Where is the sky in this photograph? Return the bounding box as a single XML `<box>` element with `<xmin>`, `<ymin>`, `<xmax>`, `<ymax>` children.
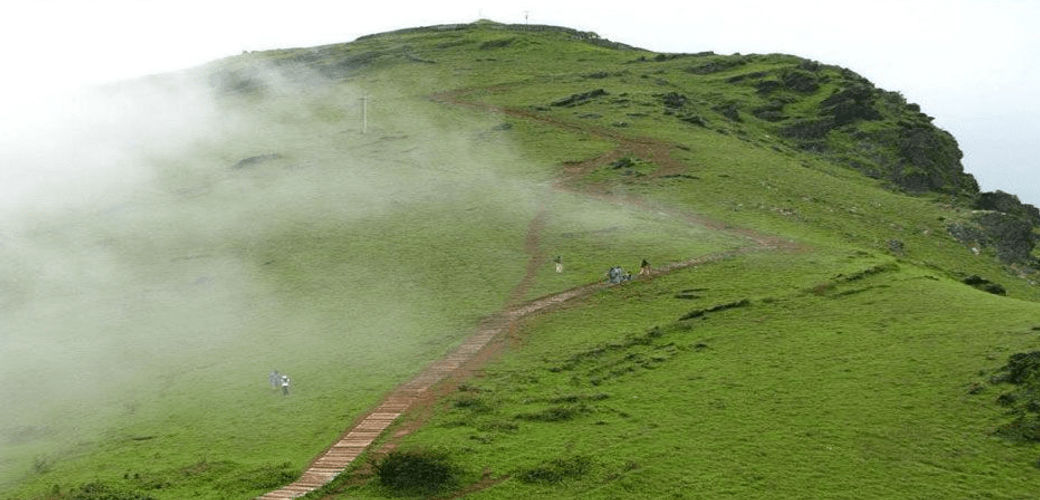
<box><xmin>2</xmin><ymin>0</ymin><xmax>1037</xmax><ymax>205</ymax></box>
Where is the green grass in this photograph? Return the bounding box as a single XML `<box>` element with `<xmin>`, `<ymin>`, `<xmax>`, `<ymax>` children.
<box><xmin>332</xmin><ymin>251</ymin><xmax>1040</xmax><ymax>498</ymax></box>
<box><xmin>3</xmin><ymin>20</ymin><xmax>1039</xmax><ymax>499</ymax></box>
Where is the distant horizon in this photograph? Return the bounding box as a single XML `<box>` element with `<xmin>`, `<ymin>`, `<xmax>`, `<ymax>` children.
<box><xmin>2</xmin><ymin>1</ymin><xmax>1037</xmax><ymax>206</ymax></box>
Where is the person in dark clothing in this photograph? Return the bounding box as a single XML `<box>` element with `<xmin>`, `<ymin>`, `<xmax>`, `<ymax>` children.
<box><xmin>640</xmin><ymin>259</ymin><xmax>651</xmax><ymax>276</ymax></box>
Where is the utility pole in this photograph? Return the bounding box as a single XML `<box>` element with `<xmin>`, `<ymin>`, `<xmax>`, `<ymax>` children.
<box><xmin>524</xmin><ymin>10</ymin><xmax>529</xmax><ymax>28</ymax></box>
<box><xmin>360</xmin><ymin>95</ymin><xmax>368</xmax><ymax>135</ymax></box>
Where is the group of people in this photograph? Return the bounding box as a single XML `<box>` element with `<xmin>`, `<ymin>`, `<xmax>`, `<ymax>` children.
<box><xmin>268</xmin><ymin>370</ymin><xmax>291</xmax><ymax>396</ymax></box>
<box><xmin>607</xmin><ymin>266</ymin><xmax>632</xmax><ymax>284</ymax></box>
<box><xmin>554</xmin><ymin>256</ymin><xmax>652</xmax><ymax>282</ymax></box>
<box><xmin>606</xmin><ymin>259</ymin><xmax>653</xmax><ymax>283</ymax></box>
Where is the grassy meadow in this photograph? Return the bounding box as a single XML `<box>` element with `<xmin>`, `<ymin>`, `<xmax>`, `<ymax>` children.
<box><xmin>2</xmin><ymin>20</ymin><xmax>1039</xmax><ymax>499</ymax></box>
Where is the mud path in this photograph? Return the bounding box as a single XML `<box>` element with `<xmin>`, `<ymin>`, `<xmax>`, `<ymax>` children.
<box><xmin>431</xmin><ymin>87</ymin><xmax>689</xmax><ymax>180</ymax></box>
<box><xmin>431</xmin><ymin>86</ymin><xmax>800</xmax><ymax>251</ymax></box>
<box><xmin>507</xmin><ymin>208</ymin><xmax>549</xmax><ymax>306</ymax></box>
<box><xmin>260</xmin><ymin>85</ymin><xmax>796</xmax><ymax>499</ymax></box>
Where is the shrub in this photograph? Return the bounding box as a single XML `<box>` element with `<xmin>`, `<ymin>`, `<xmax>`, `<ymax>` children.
<box><xmin>990</xmin><ymin>351</ymin><xmax>1040</xmax><ymax>447</ymax></box>
<box><xmin>66</xmin><ymin>481</ymin><xmax>155</xmax><ymax>500</ymax></box>
<box><xmin>374</xmin><ymin>449</ymin><xmax>461</xmax><ymax>496</ymax></box>
<box><xmin>993</xmin><ymin>351</ymin><xmax>1040</xmax><ymax>385</ymax></box>
<box><xmin>515</xmin><ymin>404</ymin><xmax>590</xmax><ymax>422</ymax></box>
<box><xmin>516</xmin><ymin>456</ymin><xmax>593</xmax><ymax>484</ymax></box>
<box><xmin>962</xmin><ymin>275</ymin><xmax>1007</xmax><ymax>296</ymax></box>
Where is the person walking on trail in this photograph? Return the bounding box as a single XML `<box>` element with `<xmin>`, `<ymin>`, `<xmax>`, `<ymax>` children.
<box><xmin>640</xmin><ymin>259</ymin><xmax>651</xmax><ymax>276</ymax></box>
<box><xmin>269</xmin><ymin>370</ymin><xmax>280</xmax><ymax>390</ymax></box>
<box><xmin>281</xmin><ymin>375</ymin><xmax>291</xmax><ymax>396</ymax></box>
<box><xmin>554</xmin><ymin>255</ymin><xmax>563</xmax><ymax>273</ymax></box>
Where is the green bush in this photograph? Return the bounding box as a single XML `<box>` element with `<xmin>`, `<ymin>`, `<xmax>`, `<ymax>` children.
<box><xmin>374</xmin><ymin>449</ymin><xmax>461</xmax><ymax>495</ymax></box>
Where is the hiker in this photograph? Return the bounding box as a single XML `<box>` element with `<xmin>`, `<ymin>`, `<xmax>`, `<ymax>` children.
<box><xmin>269</xmin><ymin>370</ymin><xmax>280</xmax><ymax>390</ymax></box>
<box><xmin>554</xmin><ymin>255</ymin><xmax>563</xmax><ymax>273</ymax></box>
<box><xmin>640</xmin><ymin>259</ymin><xmax>651</xmax><ymax>276</ymax></box>
<box><xmin>281</xmin><ymin>375</ymin><xmax>291</xmax><ymax>396</ymax></box>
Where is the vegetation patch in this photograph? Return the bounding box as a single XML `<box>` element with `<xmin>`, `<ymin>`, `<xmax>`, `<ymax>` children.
<box><xmin>989</xmin><ymin>352</ymin><xmax>1040</xmax><ymax>443</ymax></box>
<box><xmin>479</xmin><ymin>37</ymin><xmax>515</xmax><ymax>49</ymax></box>
<box><xmin>50</xmin><ymin>481</ymin><xmax>155</xmax><ymax>500</ymax></box>
<box><xmin>231</xmin><ymin>153</ymin><xmax>282</xmax><ymax>169</ymax></box>
<box><xmin>515</xmin><ymin>456</ymin><xmax>593</xmax><ymax>484</ymax></box>
<box><xmin>374</xmin><ymin>448</ymin><xmax>461</xmax><ymax>496</ymax></box>
<box><xmin>684</xmin><ymin>58</ymin><xmax>748</xmax><ymax>75</ymax></box>
<box><xmin>452</xmin><ymin>394</ymin><xmax>493</xmax><ymax>413</ymax></box>
<box><xmin>515</xmin><ymin>404</ymin><xmax>591</xmax><ymax>422</ymax></box>
<box><xmin>551</xmin><ymin>89</ymin><xmax>608</xmax><ymax>107</ymax></box>
<box><xmin>215</xmin><ymin>462</ymin><xmax>298</xmax><ymax>491</ymax></box>
<box><xmin>679</xmin><ymin>299</ymin><xmax>751</xmax><ymax>321</ymax></box>
<box><xmin>962</xmin><ymin>275</ymin><xmax>1007</xmax><ymax>296</ymax></box>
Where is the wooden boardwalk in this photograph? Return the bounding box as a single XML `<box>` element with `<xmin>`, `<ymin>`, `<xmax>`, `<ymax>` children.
<box><xmin>256</xmin><ymin>246</ymin><xmax>762</xmax><ymax>499</ymax></box>
<box><xmin>257</xmin><ymin>281</ymin><xmax>608</xmax><ymax>499</ymax></box>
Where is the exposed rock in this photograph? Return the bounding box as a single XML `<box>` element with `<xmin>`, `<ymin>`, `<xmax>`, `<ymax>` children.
<box><xmin>887</xmin><ymin>239</ymin><xmax>905</xmax><ymax>255</ymax></box>
<box><xmin>976</xmin><ymin>191</ymin><xmax>1040</xmax><ymax>226</ymax></box>
<box><xmin>976</xmin><ymin>212</ymin><xmax>1037</xmax><ymax>263</ymax></box>
<box><xmin>678</xmin><ymin>113</ymin><xmax>707</xmax><ymax>127</ymax></box>
<box><xmin>820</xmin><ymin>83</ymin><xmax>881</xmax><ymax>125</ymax></box>
<box><xmin>684</xmin><ymin>58</ymin><xmax>747</xmax><ymax>74</ymax></box>
<box><xmin>660</xmin><ymin>92</ymin><xmax>688</xmax><ymax>108</ymax></box>
<box><xmin>551</xmin><ymin>89</ymin><xmax>608</xmax><ymax>107</ymax></box>
<box><xmin>779</xmin><ymin>69</ymin><xmax>820</xmax><ymax>93</ymax></box>
<box><xmin>712</xmin><ymin>102</ymin><xmax>742</xmax><ymax>122</ymax></box>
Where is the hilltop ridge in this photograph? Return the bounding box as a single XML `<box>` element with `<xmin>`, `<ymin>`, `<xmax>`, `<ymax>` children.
<box><xmin>211</xmin><ymin>20</ymin><xmax>1037</xmax><ymax>266</ymax></box>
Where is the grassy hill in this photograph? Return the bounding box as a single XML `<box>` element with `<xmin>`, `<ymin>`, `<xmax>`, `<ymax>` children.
<box><xmin>2</xmin><ymin>20</ymin><xmax>1039</xmax><ymax>499</ymax></box>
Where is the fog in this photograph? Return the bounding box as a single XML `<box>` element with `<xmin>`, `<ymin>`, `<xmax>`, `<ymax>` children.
<box><xmin>6</xmin><ymin>1</ymin><xmax>1035</xmax><ymax>205</ymax></box>
<box><xmin>0</xmin><ymin>57</ymin><xmax>554</xmax><ymax>492</ymax></box>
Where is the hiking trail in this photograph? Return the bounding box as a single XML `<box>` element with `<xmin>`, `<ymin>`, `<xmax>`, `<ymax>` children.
<box><xmin>258</xmin><ymin>85</ymin><xmax>796</xmax><ymax>499</ymax></box>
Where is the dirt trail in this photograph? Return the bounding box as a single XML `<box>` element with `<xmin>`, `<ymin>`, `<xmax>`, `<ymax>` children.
<box><xmin>431</xmin><ymin>87</ymin><xmax>799</xmax><ymax>251</ymax></box>
<box><xmin>259</xmin><ymin>85</ymin><xmax>796</xmax><ymax>499</ymax></box>
<box><xmin>431</xmin><ymin>87</ymin><xmax>690</xmax><ymax>179</ymax></box>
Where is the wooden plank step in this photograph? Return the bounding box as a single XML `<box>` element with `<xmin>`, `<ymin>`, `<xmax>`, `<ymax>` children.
<box><xmin>336</xmin><ymin>439</ymin><xmax>373</xmax><ymax>447</ymax></box>
<box><xmin>345</xmin><ymin>430</ymin><xmax>381</xmax><ymax>438</ymax></box>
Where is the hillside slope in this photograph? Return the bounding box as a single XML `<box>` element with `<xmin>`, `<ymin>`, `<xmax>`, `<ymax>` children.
<box><xmin>3</xmin><ymin>21</ymin><xmax>1039</xmax><ymax>499</ymax></box>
